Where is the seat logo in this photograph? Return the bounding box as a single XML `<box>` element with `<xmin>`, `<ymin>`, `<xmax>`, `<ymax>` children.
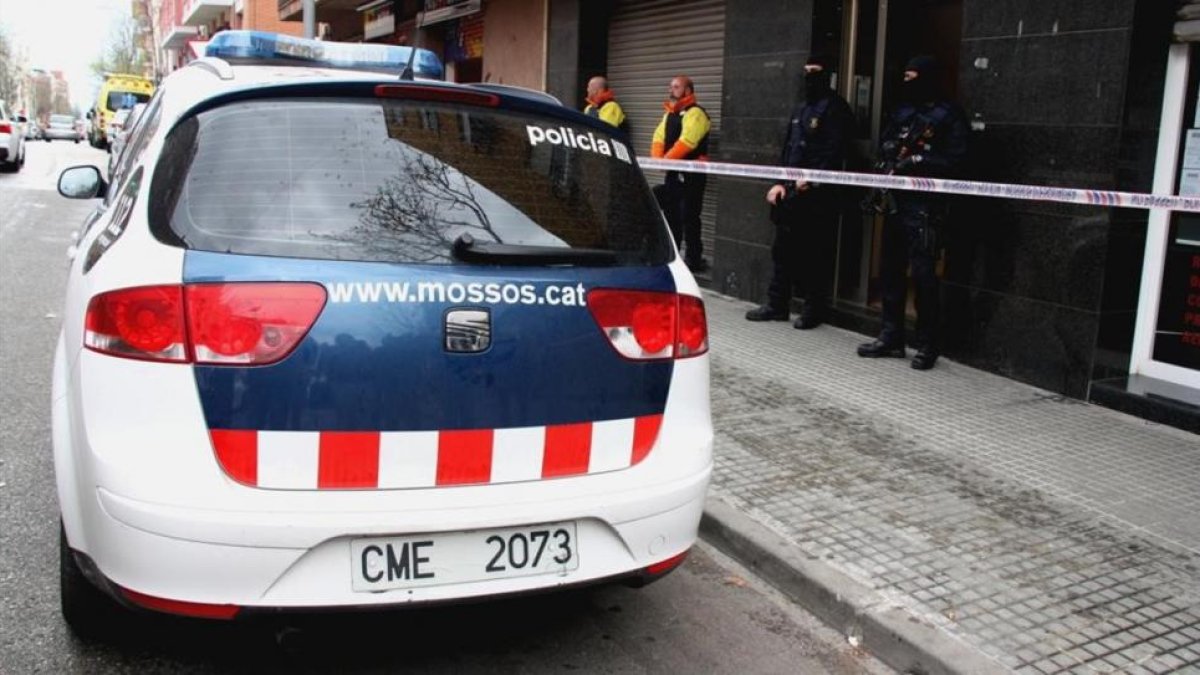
<box><xmin>445</xmin><ymin>308</ymin><xmax>491</xmax><ymax>353</ymax></box>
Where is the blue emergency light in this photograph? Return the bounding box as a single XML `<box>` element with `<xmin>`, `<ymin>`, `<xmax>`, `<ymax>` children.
<box><xmin>205</xmin><ymin>30</ymin><xmax>444</xmax><ymax>80</ymax></box>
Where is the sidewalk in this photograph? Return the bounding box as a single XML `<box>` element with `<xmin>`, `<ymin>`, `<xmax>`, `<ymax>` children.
<box><xmin>697</xmin><ymin>291</ymin><xmax>1200</xmax><ymax>675</ymax></box>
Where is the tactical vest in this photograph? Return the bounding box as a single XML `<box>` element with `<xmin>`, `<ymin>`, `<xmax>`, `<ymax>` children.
<box><xmin>782</xmin><ymin>96</ymin><xmax>832</xmax><ymax>168</ymax></box>
<box><xmin>664</xmin><ymin>103</ymin><xmax>709</xmax><ymax>160</ymax></box>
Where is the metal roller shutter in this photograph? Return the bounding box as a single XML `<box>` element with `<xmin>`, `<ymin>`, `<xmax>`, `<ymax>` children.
<box><xmin>607</xmin><ymin>0</ymin><xmax>725</xmax><ymax>263</ymax></box>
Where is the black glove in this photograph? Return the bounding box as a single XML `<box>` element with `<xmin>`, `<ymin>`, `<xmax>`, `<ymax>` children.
<box><xmin>893</xmin><ymin>154</ymin><xmax>923</xmax><ymax>174</ymax></box>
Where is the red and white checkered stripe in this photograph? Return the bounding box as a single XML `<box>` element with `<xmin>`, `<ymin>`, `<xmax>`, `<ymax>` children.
<box><xmin>209</xmin><ymin>415</ymin><xmax>663</xmax><ymax>489</ymax></box>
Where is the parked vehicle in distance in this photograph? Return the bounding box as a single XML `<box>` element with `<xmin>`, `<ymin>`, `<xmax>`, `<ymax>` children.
<box><xmin>88</xmin><ymin>73</ymin><xmax>154</xmax><ymax>149</ymax></box>
<box><xmin>0</xmin><ymin>101</ymin><xmax>27</xmax><ymax>172</ymax></box>
<box><xmin>43</xmin><ymin>114</ymin><xmax>83</xmax><ymax>143</ymax></box>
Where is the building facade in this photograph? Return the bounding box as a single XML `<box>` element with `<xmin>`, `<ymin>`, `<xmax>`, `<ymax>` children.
<box><xmin>548</xmin><ymin>0</ymin><xmax>1196</xmax><ymax>430</ymax></box>
<box><xmin>157</xmin><ymin>0</ymin><xmax>305</xmax><ymax>74</ymax></box>
<box><xmin>278</xmin><ymin>0</ymin><xmax>545</xmax><ymax>88</ymax></box>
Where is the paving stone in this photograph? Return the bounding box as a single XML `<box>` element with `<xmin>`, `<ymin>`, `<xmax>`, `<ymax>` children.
<box><xmin>700</xmin><ymin>292</ymin><xmax>1200</xmax><ymax>669</ymax></box>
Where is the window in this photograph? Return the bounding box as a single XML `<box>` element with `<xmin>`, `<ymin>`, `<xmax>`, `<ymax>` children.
<box><xmin>108</xmin><ymin>95</ymin><xmax>162</xmax><ymax>202</ymax></box>
<box><xmin>151</xmin><ymin>98</ymin><xmax>670</xmax><ymax>265</ymax></box>
<box><xmin>107</xmin><ymin>91</ymin><xmax>151</xmax><ymax>112</ymax></box>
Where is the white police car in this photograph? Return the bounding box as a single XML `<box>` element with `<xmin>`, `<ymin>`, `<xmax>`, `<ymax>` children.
<box><xmin>52</xmin><ymin>31</ymin><xmax>711</xmax><ymax>634</ymax></box>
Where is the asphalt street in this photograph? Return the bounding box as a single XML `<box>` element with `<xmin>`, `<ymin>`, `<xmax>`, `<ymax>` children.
<box><xmin>0</xmin><ymin>140</ymin><xmax>890</xmax><ymax>674</ymax></box>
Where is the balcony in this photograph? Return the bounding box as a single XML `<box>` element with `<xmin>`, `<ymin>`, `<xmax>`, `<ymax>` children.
<box><xmin>183</xmin><ymin>0</ymin><xmax>235</xmax><ymax>27</ymax></box>
<box><xmin>160</xmin><ymin>24</ymin><xmax>199</xmax><ymax>50</ymax></box>
<box><xmin>278</xmin><ymin>0</ymin><xmax>365</xmax><ymax>22</ymax></box>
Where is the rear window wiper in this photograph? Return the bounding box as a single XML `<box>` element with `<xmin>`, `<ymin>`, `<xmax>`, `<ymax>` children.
<box><xmin>452</xmin><ymin>234</ymin><xmax>618</xmax><ymax>266</ymax></box>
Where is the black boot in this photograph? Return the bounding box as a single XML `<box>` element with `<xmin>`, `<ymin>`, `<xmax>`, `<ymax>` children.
<box><xmin>911</xmin><ymin>347</ymin><xmax>939</xmax><ymax>370</ymax></box>
<box><xmin>745</xmin><ymin>305</ymin><xmax>789</xmax><ymax>321</ymax></box>
<box><xmin>856</xmin><ymin>338</ymin><xmax>906</xmax><ymax>358</ymax></box>
<box><xmin>793</xmin><ymin>305</ymin><xmax>824</xmax><ymax>330</ymax></box>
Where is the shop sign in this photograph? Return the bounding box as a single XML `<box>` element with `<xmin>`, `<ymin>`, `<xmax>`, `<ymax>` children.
<box><xmin>362</xmin><ymin>1</ymin><xmax>396</xmax><ymax>41</ymax></box>
<box><xmin>1153</xmin><ymin>220</ymin><xmax>1200</xmax><ymax>370</ymax></box>
<box><xmin>420</xmin><ymin>0</ymin><xmax>481</xmax><ymax>27</ymax></box>
<box><xmin>445</xmin><ymin>12</ymin><xmax>483</xmax><ymax>62</ymax></box>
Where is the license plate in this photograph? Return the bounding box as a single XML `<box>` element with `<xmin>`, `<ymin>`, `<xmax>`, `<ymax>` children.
<box><xmin>350</xmin><ymin>522</ymin><xmax>579</xmax><ymax>592</ymax></box>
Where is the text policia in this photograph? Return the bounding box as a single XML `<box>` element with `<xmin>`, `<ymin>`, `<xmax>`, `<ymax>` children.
<box><xmin>526</xmin><ymin>124</ymin><xmax>632</xmax><ymax>163</ymax></box>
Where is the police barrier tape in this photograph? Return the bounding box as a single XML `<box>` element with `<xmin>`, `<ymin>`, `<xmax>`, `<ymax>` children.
<box><xmin>637</xmin><ymin>157</ymin><xmax>1200</xmax><ymax>213</ymax></box>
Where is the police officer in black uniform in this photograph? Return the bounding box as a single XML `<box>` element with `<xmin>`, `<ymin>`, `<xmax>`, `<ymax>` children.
<box><xmin>746</xmin><ymin>55</ymin><xmax>853</xmax><ymax>329</ymax></box>
<box><xmin>856</xmin><ymin>55</ymin><xmax>968</xmax><ymax>370</ymax></box>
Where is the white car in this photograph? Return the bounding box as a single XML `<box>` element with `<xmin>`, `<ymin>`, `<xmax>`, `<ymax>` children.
<box><xmin>43</xmin><ymin>113</ymin><xmax>83</xmax><ymax>142</ymax></box>
<box><xmin>0</xmin><ymin>101</ymin><xmax>27</xmax><ymax>172</ymax></box>
<box><xmin>53</xmin><ymin>31</ymin><xmax>711</xmax><ymax>636</ymax></box>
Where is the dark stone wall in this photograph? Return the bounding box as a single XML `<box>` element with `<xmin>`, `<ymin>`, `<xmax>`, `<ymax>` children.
<box><xmin>546</xmin><ymin>0</ymin><xmax>614</xmax><ymax>110</ymax></box>
<box><xmin>942</xmin><ymin>0</ymin><xmax>1171</xmax><ymax>397</ymax></box>
<box><xmin>710</xmin><ymin>0</ymin><xmax>814</xmax><ymax>301</ymax></box>
<box><xmin>545</xmin><ymin>0</ymin><xmax>1172</xmax><ymax>399</ymax></box>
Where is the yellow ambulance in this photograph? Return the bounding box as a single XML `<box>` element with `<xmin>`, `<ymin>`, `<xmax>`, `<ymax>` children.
<box><xmin>89</xmin><ymin>74</ymin><xmax>154</xmax><ymax>149</ymax></box>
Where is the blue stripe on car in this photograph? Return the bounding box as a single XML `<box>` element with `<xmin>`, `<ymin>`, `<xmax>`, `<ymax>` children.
<box><xmin>185</xmin><ymin>251</ymin><xmax>676</xmax><ymax>431</ymax></box>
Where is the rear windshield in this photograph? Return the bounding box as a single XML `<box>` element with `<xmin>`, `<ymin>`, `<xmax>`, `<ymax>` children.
<box><xmin>107</xmin><ymin>91</ymin><xmax>151</xmax><ymax>111</ymax></box>
<box><xmin>50</xmin><ymin>115</ymin><xmax>74</xmax><ymax>125</ymax></box>
<box><xmin>150</xmin><ymin>97</ymin><xmax>671</xmax><ymax>265</ymax></box>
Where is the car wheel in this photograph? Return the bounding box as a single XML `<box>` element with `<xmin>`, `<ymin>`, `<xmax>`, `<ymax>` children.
<box><xmin>60</xmin><ymin>522</ymin><xmax>123</xmax><ymax>640</ymax></box>
<box><xmin>45</xmin><ymin>137</ymin><xmax>51</xmax><ymax>143</ymax></box>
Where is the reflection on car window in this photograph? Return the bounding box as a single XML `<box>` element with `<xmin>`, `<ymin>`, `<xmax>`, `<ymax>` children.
<box><xmin>152</xmin><ymin>99</ymin><xmax>670</xmax><ymax>265</ymax></box>
<box><xmin>108</xmin><ymin>94</ymin><xmax>163</xmax><ymax>204</ymax></box>
<box><xmin>107</xmin><ymin>91</ymin><xmax>151</xmax><ymax>111</ymax></box>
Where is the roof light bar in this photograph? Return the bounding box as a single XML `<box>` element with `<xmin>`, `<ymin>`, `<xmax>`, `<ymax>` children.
<box><xmin>205</xmin><ymin>30</ymin><xmax>444</xmax><ymax>80</ymax></box>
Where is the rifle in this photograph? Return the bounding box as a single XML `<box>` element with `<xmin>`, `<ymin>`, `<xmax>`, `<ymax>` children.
<box><xmin>860</xmin><ymin>117</ymin><xmax>936</xmax><ymax>216</ymax></box>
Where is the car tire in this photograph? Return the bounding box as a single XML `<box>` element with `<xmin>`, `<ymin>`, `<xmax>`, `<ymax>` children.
<box><xmin>60</xmin><ymin>522</ymin><xmax>123</xmax><ymax>640</ymax></box>
<box><xmin>45</xmin><ymin>137</ymin><xmax>51</xmax><ymax>143</ymax></box>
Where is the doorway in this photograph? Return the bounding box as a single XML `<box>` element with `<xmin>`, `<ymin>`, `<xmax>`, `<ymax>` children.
<box><xmin>815</xmin><ymin>0</ymin><xmax>963</xmax><ymax>315</ymax></box>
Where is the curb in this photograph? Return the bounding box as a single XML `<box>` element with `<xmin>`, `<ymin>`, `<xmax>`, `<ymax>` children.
<box><xmin>700</xmin><ymin>496</ymin><xmax>1008</xmax><ymax>675</ymax></box>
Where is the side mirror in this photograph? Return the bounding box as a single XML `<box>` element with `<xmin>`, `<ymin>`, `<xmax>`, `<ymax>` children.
<box><xmin>16</xmin><ymin>115</ymin><xmax>27</xmax><ymax>124</ymax></box>
<box><xmin>86</xmin><ymin>110</ymin><xmax>94</xmax><ymax>120</ymax></box>
<box><xmin>58</xmin><ymin>166</ymin><xmax>106</xmax><ymax>200</ymax></box>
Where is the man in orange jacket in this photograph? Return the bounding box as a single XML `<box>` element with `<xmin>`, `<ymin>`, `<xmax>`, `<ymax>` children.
<box><xmin>583</xmin><ymin>76</ymin><xmax>628</xmax><ymax>131</ymax></box>
<box><xmin>651</xmin><ymin>75</ymin><xmax>711</xmax><ymax>272</ymax></box>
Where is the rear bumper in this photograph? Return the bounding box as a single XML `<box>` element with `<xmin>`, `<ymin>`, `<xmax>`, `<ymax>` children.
<box><xmin>77</xmin><ymin>462</ymin><xmax>710</xmax><ymax>610</ymax></box>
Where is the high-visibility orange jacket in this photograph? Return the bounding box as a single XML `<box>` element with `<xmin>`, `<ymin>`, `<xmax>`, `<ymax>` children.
<box><xmin>583</xmin><ymin>89</ymin><xmax>627</xmax><ymax>130</ymax></box>
<box><xmin>651</xmin><ymin>93</ymin><xmax>710</xmax><ymax>160</ymax></box>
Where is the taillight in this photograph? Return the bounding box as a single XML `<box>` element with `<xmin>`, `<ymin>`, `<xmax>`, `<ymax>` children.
<box><xmin>84</xmin><ymin>283</ymin><xmax>326</xmax><ymax>365</ymax></box>
<box><xmin>587</xmin><ymin>289</ymin><xmax>709</xmax><ymax>360</ymax></box>
<box><xmin>84</xmin><ymin>286</ymin><xmax>188</xmax><ymax>362</ymax></box>
<box><xmin>186</xmin><ymin>284</ymin><xmax>326</xmax><ymax>364</ymax></box>
<box><xmin>374</xmin><ymin>84</ymin><xmax>500</xmax><ymax>107</ymax></box>
<box><xmin>0</xmin><ymin>122</ymin><xmax>11</xmax><ymax>134</ymax></box>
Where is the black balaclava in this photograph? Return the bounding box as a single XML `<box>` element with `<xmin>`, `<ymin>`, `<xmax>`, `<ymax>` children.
<box><xmin>804</xmin><ymin>55</ymin><xmax>833</xmax><ymax>101</ymax></box>
<box><xmin>902</xmin><ymin>55</ymin><xmax>938</xmax><ymax>104</ymax></box>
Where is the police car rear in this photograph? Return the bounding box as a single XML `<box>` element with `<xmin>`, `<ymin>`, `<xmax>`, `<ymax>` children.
<box><xmin>53</xmin><ymin>32</ymin><xmax>712</xmax><ymax>633</ymax></box>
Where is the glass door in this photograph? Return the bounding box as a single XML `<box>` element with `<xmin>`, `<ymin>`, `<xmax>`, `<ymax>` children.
<box><xmin>1131</xmin><ymin>42</ymin><xmax>1200</xmax><ymax>387</ymax></box>
<box><xmin>825</xmin><ymin>0</ymin><xmax>963</xmax><ymax>313</ymax></box>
